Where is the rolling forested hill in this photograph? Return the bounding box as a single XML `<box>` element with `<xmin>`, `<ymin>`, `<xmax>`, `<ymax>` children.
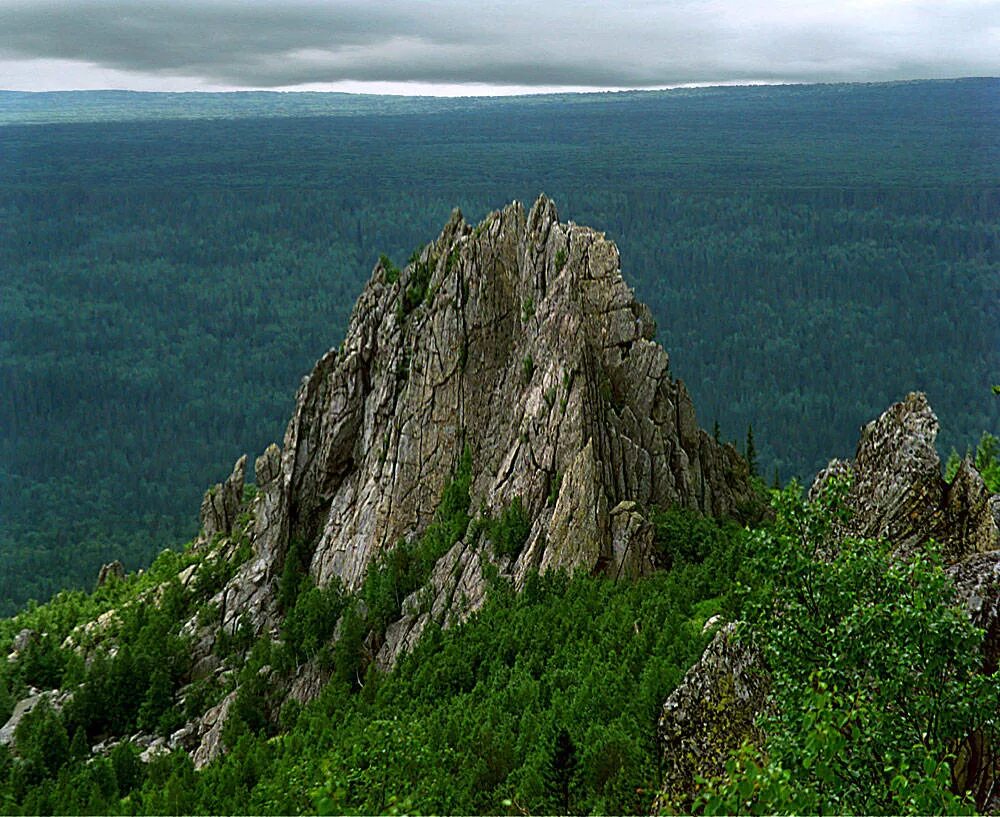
<box><xmin>1</xmin><ymin>78</ymin><xmax>997</xmax><ymax>614</ymax></box>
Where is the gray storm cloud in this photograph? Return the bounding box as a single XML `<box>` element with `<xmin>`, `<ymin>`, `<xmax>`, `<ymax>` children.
<box><xmin>0</xmin><ymin>0</ymin><xmax>997</xmax><ymax>89</ymax></box>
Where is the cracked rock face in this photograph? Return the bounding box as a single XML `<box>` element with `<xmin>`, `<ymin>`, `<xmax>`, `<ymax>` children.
<box><xmin>217</xmin><ymin>195</ymin><xmax>753</xmax><ymax>641</ymax></box>
<box><xmin>811</xmin><ymin>391</ymin><xmax>999</xmax><ymax>563</ymax></box>
<box><xmin>199</xmin><ymin>454</ymin><xmax>247</xmax><ymax>542</ymax></box>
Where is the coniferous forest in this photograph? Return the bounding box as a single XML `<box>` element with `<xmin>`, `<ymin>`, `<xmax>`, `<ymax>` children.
<box><xmin>1</xmin><ymin>78</ymin><xmax>998</xmax><ymax>613</ymax></box>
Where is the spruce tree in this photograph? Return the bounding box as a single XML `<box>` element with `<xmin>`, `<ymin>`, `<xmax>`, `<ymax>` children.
<box><xmin>746</xmin><ymin>424</ymin><xmax>758</xmax><ymax>477</ymax></box>
<box><xmin>544</xmin><ymin>728</ymin><xmax>579</xmax><ymax>814</ymax></box>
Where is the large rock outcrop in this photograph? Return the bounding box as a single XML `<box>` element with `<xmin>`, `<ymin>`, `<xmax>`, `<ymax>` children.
<box><xmin>655</xmin><ymin>392</ymin><xmax>1000</xmax><ymax>811</ymax></box>
<box><xmin>212</xmin><ymin>195</ymin><xmax>753</xmax><ymax>645</ymax></box>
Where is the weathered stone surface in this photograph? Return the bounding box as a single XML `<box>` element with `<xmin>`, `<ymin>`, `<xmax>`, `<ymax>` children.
<box><xmin>0</xmin><ymin>689</ymin><xmax>67</xmax><ymax>747</ymax></box>
<box><xmin>96</xmin><ymin>560</ymin><xmax>125</xmax><ymax>586</ymax></box>
<box><xmin>220</xmin><ymin>195</ymin><xmax>753</xmax><ymax>646</ymax></box>
<box><xmin>11</xmin><ymin>628</ymin><xmax>36</xmax><ymax>655</ymax></box>
<box><xmin>810</xmin><ymin>392</ymin><xmax>999</xmax><ymax>562</ymax></box>
<box><xmin>199</xmin><ymin>454</ymin><xmax>247</xmax><ymax>542</ymax></box>
<box><xmin>375</xmin><ymin>536</ymin><xmax>490</xmax><ymax>672</ymax></box>
<box><xmin>191</xmin><ymin>690</ymin><xmax>237</xmax><ymax>770</ymax></box>
<box><xmin>654</xmin><ymin>624</ymin><xmax>769</xmax><ymax>814</ymax></box>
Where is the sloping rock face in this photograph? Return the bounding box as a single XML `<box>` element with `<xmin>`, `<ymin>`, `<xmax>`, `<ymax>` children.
<box><xmin>655</xmin><ymin>392</ymin><xmax>1000</xmax><ymax>811</ymax></box>
<box><xmin>216</xmin><ymin>195</ymin><xmax>753</xmax><ymax>640</ymax></box>
<box><xmin>653</xmin><ymin>623</ymin><xmax>769</xmax><ymax>813</ymax></box>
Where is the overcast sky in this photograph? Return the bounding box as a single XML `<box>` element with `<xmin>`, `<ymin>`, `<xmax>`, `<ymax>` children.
<box><xmin>0</xmin><ymin>0</ymin><xmax>997</xmax><ymax>95</ymax></box>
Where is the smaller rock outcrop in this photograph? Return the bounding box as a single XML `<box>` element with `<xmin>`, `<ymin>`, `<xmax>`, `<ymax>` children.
<box><xmin>199</xmin><ymin>455</ymin><xmax>248</xmax><ymax>542</ymax></box>
<box><xmin>0</xmin><ymin>689</ymin><xmax>68</xmax><ymax>748</ymax></box>
<box><xmin>96</xmin><ymin>560</ymin><xmax>125</xmax><ymax>587</ymax></box>
<box><xmin>810</xmin><ymin>392</ymin><xmax>999</xmax><ymax>562</ymax></box>
<box><xmin>653</xmin><ymin>623</ymin><xmax>769</xmax><ymax>813</ymax></box>
<box><xmin>655</xmin><ymin>393</ymin><xmax>1000</xmax><ymax>810</ymax></box>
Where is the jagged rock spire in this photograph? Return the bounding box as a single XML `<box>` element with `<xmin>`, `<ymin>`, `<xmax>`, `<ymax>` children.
<box><xmin>211</xmin><ymin>196</ymin><xmax>753</xmax><ymax>643</ymax></box>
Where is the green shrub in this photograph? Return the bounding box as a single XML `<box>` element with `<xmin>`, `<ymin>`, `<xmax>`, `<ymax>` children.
<box><xmin>283</xmin><ymin>580</ymin><xmax>346</xmax><ymax>663</ymax></box>
<box><xmin>401</xmin><ymin>255</ymin><xmax>433</xmax><ymax>317</ymax></box>
<box><xmin>487</xmin><ymin>497</ymin><xmax>531</xmax><ymax>558</ymax></box>
<box><xmin>649</xmin><ymin>507</ymin><xmax>736</xmax><ymax>570</ymax></box>
<box><xmin>278</xmin><ymin>537</ymin><xmax>312</xmax><ymax>613</ymax></box>
<box><xmin>379</xmin><ymin>253</ymin><xmax>400</xmax><ymax>284</ymax></box>
<box><xmin>522</xmin><ymin>354</ymin><xmax>535</xmax><ymax>383</ymax></box>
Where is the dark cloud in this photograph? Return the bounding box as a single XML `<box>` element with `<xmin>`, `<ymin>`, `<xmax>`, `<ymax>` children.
<box><xmin>0</xmin><ymin>0</ymin><xmax>997</xmax><ymax>90</ymax></box>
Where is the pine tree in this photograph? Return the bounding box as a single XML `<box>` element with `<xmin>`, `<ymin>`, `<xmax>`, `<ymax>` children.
<box><xmin>544</xmin><ymin>728</ymin><xmax>579</xmax><ymax>814</ymax></box>
<box><xmin>746</xmin><ymin>424</ymin><xmax>758</xmax><ymax>477</ymax></box>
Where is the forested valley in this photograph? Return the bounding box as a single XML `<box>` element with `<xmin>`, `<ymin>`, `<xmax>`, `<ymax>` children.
<box><xmin>1</xmin><ymin>78</ymin><xmax>997</xmax><ymax>613</ymax></box>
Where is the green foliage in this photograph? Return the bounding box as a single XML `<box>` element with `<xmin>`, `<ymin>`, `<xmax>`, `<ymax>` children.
<box><xmin>521</xmin><ymin>354</ymin><xmax>535</xmax><ymax>384</ymax></box>
<box><xmin>278</xmin><ymin>537</ymin><xmax>312</xmax><ymax>613</ymax></box>
<box><xmin>62</xmin><ymin>601</ymin><xmax>193</xmax><ymax>742</ymax></box>
<box><xmin>521</xmin><ymin>296</ymin><xmax>535</xmax><ymax>322</ymax></box>
<box><xmin>379</xmin><ymin>253</ymin><xmax>400</xmax><ymax>284</ymax></box>
<box><xmin>649</xmin><ymin>507</ymin><xmax>742</xmax><ymax>573</ymax></box>
<box><xmin>301</xmin><ymin>559</ymin><xmax>740</xmax><ymax>816</ymax></box>
<box><xmin>695</xmin><ymin>480</ymin><xmax>999</xmax><ymax>814</ymax></box>
<box><xmin>547</xmin><ymin>471</ymin><xmax>563</xmax><ymax>507</ymax></box>
<box><xmin>0</xmin><ymin>472</ymin><xmax>745</xmax><ymax>814</ymax></box>
<box><xmin>945</xmin><ymin>430</ymin><xmax>1000</xmax><ymax>492</ymax></box>
<box><xmin>401</xmin><ymin>252</ymin><xmax>433</xmax><ymax>317</ymax></box>
<box><xmin>282</xmin><ymin>579</ymin><xmax>346</xmax><ymax>663</ymax></box>
<box><xmin>14</xmin><ymin>699</ymin><xmax>69</xmax><ymax>781</ymax></box>
<box><xmin>554</xmin><ymin>248</ymin><xmax>568</xmax><ymax>272</ymax></box>
<box><xmin>745</xmin><ymin>424</ymin><xmax>758</xmax><ymax>477</ymax></box>
<box><xmin>543</xmin><ymin>727</ymin><xmax>580</xmax><ymax>814</ymax></box>
<box><xmin>974</xmin><ymin>431</ymin><xmax>999</xmax><ymax>492</ymax></box>
<box><xmin>485</xmin><ymin>497</ymin><xmax>532</xmax><ymax>558</ymax></box>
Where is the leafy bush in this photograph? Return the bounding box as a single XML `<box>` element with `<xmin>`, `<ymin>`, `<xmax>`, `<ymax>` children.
<box><xmin>650</xmin><ymin>507</ymin><xmax>741</xmax><ymax>571</ymax></box>
<box><xmin>522</xmin><ymin>354</ymin><xmax>535</xmax><ymax>383</ymax></box>
<box><xmin>283</xmin><ymin>580</ymin><xmax>346</xmax><ymax>663</ymax></box>
<box><xmin>695</xmin><ymin>480</ymin><xmax>999</xmax><ymax>814</ymax></box>
<box><xmin>401</xmin><ymin>253</ymin><xmax>433</xmax><ymax>317</ymax></box>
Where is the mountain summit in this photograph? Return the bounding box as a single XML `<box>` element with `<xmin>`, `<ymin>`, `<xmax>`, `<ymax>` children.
<box><xmin>207</xmin><ymin>195</ymin><xmax>754</xmax><ymax>670</ymax></box>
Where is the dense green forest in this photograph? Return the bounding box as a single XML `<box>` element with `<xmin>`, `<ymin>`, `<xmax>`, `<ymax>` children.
<box><xmin>2</xmin><ymin>456</ymin><xmax>998</xmax><ymax>814</ymax></box>
<box><xmin>1</xmin><ymin>78</ymin><xmax>997</xmax><ymax>613</ymax></box>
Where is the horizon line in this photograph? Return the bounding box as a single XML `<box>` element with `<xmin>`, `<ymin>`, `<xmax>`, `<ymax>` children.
<box><xmin>2</xmin><ymin>76</ymin><xmax>996</xmax><ymax>100</ymax></box>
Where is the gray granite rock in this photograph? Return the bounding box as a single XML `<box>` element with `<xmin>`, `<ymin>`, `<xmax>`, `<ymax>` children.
<box><xmin>218</xmin><ymin>196</ymin><xmax>753</xmax><ymax>651</ymax></box>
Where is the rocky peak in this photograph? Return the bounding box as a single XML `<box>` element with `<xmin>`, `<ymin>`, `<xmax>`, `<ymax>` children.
<box><xmin>198</xmin><ymin>454</ymin><xmax>247</xmax><ymax>542</ymax></box>
<box><xmin>811</xmin><ymin>391</ymin><xmax>999</xmax><ymax>561</ymax></box>
<box><xmin>215</xmin><ymin>194</ymin><xmax>753</xmax><ymax>641</ymax></box>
